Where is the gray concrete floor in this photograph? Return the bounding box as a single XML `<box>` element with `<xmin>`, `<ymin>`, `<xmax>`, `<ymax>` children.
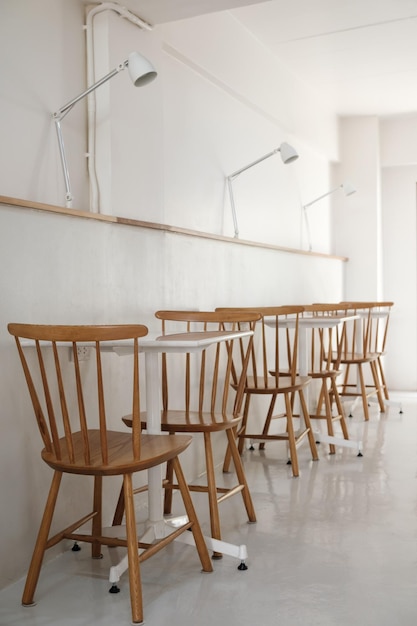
<box><xmin>1</xmin><ymin>392</ymin><xmax>416</xmax><ymax>626</ymax></box>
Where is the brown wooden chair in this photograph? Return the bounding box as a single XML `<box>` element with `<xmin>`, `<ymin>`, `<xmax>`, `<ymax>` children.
<box><xmin>341</xmin><ymin>301</ymin><xmax>399</xmax><ymax>403</ymax></box>
<box><xmin>8</xmin><ymin>323</ymin><xmax>212</xmax><ymax>625</ymax></box>
<box><xmin>333</xmin><ymin>302</ymin><xmax>387</xmax><ymax>420</ymax></box>
<box><xmin>370</xmin><ymin>301</ymin><xmax>393</xmax><ymax>403</ymax></box>
<box><xmin>122</xmin><ymin>310</ymin><xmax>259</xmax><ymax>559</ymax></box>
<box><xmin>302</xmin><ymin>304</ymin><xmax>350</xmax><ymax>454</ymax></box>
<box><xmin>217</xmin><ymin>306</ymin><xmax>319</xmax><ymax>477</ymax></box>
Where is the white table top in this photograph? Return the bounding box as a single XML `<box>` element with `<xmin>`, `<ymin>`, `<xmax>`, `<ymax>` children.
<box><xmin>103</xmin><ymin>329</ymin><xmax>253</xmax><ymax>355</ymax></box>
<box><xmin>265</xmin><ymin>313</ymin><xmax>358</xmax><ymax>329</ymax></box>
<box><xmin>21</xmin><ymin>329</ymin><xmax>254</xmax><ymax>354</ymax></box>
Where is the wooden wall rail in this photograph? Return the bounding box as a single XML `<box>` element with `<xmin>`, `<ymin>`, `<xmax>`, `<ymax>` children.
<box><xmin>0</xmin><ymin>195</ymin><xmax>348</xmax><ymax>261</ymax></box>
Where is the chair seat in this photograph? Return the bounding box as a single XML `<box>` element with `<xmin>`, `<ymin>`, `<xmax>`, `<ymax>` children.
<box><xmin>42</xmin><ymin>430</ymin><xmax>193</xmax><ymax>475</ymax></box>
<box><xmin>337</xmin><ymin>351</ymin><xmax>379</xmax><ymax>364</ymax></box>
<box><xmin>309</xmin><ymin>369</ymin><xmax>341</xmax><ymax>379</ymax></box>
<box><xmin>161</xmin><ymin>410</ymin><xmax>243</xmax><ymax>433</ymax></box>
<box><xmin>244</xmin><ymin>374</ymin><xmax>311</xmax><ymax>394</ymax></box>
<box><xmin>123</xmin><ymin>411</ymin><xmax>243</xmax><ymax>433</ymax></box>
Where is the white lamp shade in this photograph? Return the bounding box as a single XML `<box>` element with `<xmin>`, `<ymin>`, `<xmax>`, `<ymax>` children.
<box><xmin>342</xmin><ymin>181</ymin><xmax>356</xmax><ymax>196</ymax></box>
<box><xmin>279</xmin><ymin>142</ymin><xmax>299</xmax><ymax>164</ymax></box>
<box><xmin>128</xmin><ymin>52</ymin><xmax>157</xmax><ymax>87</ymax></box>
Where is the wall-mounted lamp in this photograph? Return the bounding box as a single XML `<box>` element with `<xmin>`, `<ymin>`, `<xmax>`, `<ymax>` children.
<box><xmin>303</xmin><ymin>181</ymin><xmax>356</xmax><ymax>251</ymax></box>
<box><xmin>52</xmin><ymin>51</ymin><xmax>157</xmax><ymax>208</ymax></box>
<box><xmin>226</xmin><ymin>142</ymin><xmax>299</xmax><ymax>238</ymax></box>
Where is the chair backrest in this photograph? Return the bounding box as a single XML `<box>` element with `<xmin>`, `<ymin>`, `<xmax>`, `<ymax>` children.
<box><xmin>215</xmin><ymin>305</ymin><xmax>306</xmax><ymax>390</ymax></box>
<box><xmin>302</xmin><ymin>303</ymin><xmax>350</xmax><ymax>374</ymax></box>
<box><xmin>154</xmin><ymin>310</ymin><xmax>261</xmax><ymax>417</ymax></box>
<box><xmin>340</xmin><ymin>301</ymin><xmax>393</xmax><ymax>357</ymax></box>
<box><xmin>311</xmin><ymin>300</ymin><xmax>394</xmax><ymax>362</ymax></box>
<box><xmin>8</xmin><ymin>324</ymin><xmax>148</xmax><ymax>468</ymax></box>
<box><xmin>312</xmin><ymin>302</ymin><xmax>374</xmax><ymax>359</ymax></box>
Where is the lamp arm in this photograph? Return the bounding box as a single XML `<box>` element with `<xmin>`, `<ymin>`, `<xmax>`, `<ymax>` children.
<box><xmin>54</xmin><ymin>119</ymin><xmax>73</xmax><ymax>207</ymax></box>
<box><xmin>303</xmin><ymin>205</ymin><xmax>313</xmax><ymax>251</ymax></box>
<box><xmin>302</xmin><ymin>185</ymin><xmax>341</xmax><ymax>210</ymax></box>
<box><xmin>53</xmin><ymin>61</ymin><xmax>127</xmax><ymax>121</ymax></box>
<box><xmin>51</xmin><ymin>60</ymin><xmax>128</xmax><ymax>208</ymax></box>
<box><xmin>226</xmin><ymin>148</ymin><xmax>280</xmax><ymax>238</ymax></box>
<box><xmin>227</xmin><ymin>177</ymin><xmax>239</xmax><ymax>238</ymax></box>
<box><xmin>228</xmin><ymin>149</ymin><xmax>279</xmax><ymax>181</ymax></box>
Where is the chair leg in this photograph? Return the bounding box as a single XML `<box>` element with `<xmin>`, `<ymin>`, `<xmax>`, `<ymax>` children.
<box><xmin>223</xmin><ymin>394</ymin><xmax>250</xmax><ymax>472</ymax></box>
<box><xmin>237</xmin><ymin>395</ymin><xmax>251</xmax><ymax>456</ymax></box>
<box><xmin>377</xmin><ymin>356</ymin><xmax>390</xmax><ymax>400</ymax></box>
<box><xmin>331</xmin><ymin>379</ymin><xmax>349</xmax><ymax>441</ymax></box>
<box><xmin>226</xmin><ymin>428</ymin><xmax>256</xmax><ymax>523</ymax></box>
<box><xmin>204</xmin><ymin>431</ymin><xmax>222</xmax><ymax>558</ymax></box>
<box><xmin>357</xmin><ymin>364</ymin><xmax>370</xmax><ymax>421</ymax></box>
<box><xmin>123</xmin><ymin>473</ymin><xmax>143</xmax><ymax>625</ymax></box>
<box><xmin>322</xmin><ymin>382</ymin><xmax>336</xmax><ymax>455</ymax></box>
<box><xmin>163</xmin><ymin>458</ymin><xmax>175</xmax><ymax>515</ymax></box>
<box><xmin>171</xmin><ymin>456</ymin><xmax>213</xmax><ymax>573</ymax></box>
<box><xmin>284</xmin><ymin>393</ymin><xmax>299</xmax><ymax>477</ymax></box>
<box><xmin>222</xmin><ymin>441</ymin><xmax>233</xmax><ymax>474</ymax></box>
<box><xmin>22</xmin><ymin>471</ymin><xmax>62</xmax><ymax>606</ymax></box>
<box><xmin>92</xmin><ymin>476</ymin><xmax>102</xmax><ymax>559</ymax></box>
<box><xmin>222</xmin><ymin>424</ymin><xmax>238</xmax><ymax>473</ymax></box>
<box><xmin>298</xmin><ymin>390</ymin><xmax>319</xmax><ymax>462</ymax></box>
<box><xmin>315</xmin><ymin>383</ymin><xmax>326</xmax><ymax>416</ymax></box>
<box><xmin>259</xmin><ymin>395</ymin><xmax>277</xmax><ymax>450</ymax></box>
<box><xmin>341</xmin><ymin>364</ymin><xmax>351</xmax><ymax>394</ymax></box>
<box><xmin>370</xmin><ymin>360</ymin><xmax>386</xmax><ymax>412</ymax></box>
<box><xmin>112</xmin><ymin>485</ymin><xmax>125</xmax><ymax>526</ymax></box>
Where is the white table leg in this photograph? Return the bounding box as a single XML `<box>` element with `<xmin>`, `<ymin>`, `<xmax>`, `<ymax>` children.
<box><xmin>144</xmin><ymin>351</ymin><xmax>165</xmax><ymax>534</ymax></box>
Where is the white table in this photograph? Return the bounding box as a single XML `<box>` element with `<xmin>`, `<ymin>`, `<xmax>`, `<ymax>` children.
<box><xmin>266</xmin><ymin>314</ymin><xmax>363</xmax><ymax>455</ymax></box>
<box><xmin>353</xmin><ymin>309</ymin><xmax>402</xmax><ymax>413</ymax></box>
<box><xmin>106</xmin><ymin>329</ymin><xmax>254</xmax><ymax>584</ymax></box>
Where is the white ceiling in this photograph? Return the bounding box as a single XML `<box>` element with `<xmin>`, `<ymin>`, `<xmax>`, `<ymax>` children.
<box><xmin>98</xmin><ymin>0</ymin><xmax>417</xmax><ymax>117</ymax></box>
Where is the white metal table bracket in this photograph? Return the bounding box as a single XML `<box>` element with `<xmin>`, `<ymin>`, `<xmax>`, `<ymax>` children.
<box><xmin>314</xmin><ymin>431</ymin><xmax>363</xmax><ymax>456</ymax></box>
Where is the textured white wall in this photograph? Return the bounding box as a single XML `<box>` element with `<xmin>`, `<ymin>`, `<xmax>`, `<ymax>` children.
<box><xmin>0</xmin><ymin>0</ymin><xmax>89</xmax><ymax>206</ymax></box>
<box><xmin>0</xmin><ymin>0</ymin><xmax>345</xmax><ymax>591</ymax></box>
<box><xmin>333</xmin><ymin>115</ymin><xmax>417</xmax><ymax>391</ymax></box>
<box><xmin>0</xmin><ymin>205</ymin><xmax>345</xmax><ymax>589</ymax></box>
<box><xmin>380</xmin><ymin>111</ymin><xmax>417</xmax><ymax>391</ymax></box>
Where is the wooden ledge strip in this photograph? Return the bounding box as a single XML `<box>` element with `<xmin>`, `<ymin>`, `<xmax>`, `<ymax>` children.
<box><xmin>0</xmin><ymin>195</ymin><xmax>348</xmax><ymax>261</ymax></box>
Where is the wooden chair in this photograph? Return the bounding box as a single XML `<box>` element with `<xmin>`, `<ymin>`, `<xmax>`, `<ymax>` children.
<box><xmin>302</xmin><ymin>304</ymin><xmax>350</xmax><ymax>454</ymax></box>
<box><xmin>217</xmin><ymin>306</ymin><xmax>319</xmax><ymax>477</ymax></box>
<box><xmin>122</xmin><ymin>310</ymin><xmax>259</xmax><ymax>559</ymax></box>
<box><xmin>370</xmin><ymin>301</ymin><xmax>393</xmax><ymax>403</ymax></box>
<box><xmin>328</xmin><ymin>302</ymin><xmax>386</xmax><ymax>420</ymax></box>
<box><xmin>339</xmin><ymin>301</ymin><xmax>401</xmax><ymax>415</ymax></box>
<box><xmin>8</xmin><ymin>323</ymin><xmax>212</xmax><ymax>625</ymax></box>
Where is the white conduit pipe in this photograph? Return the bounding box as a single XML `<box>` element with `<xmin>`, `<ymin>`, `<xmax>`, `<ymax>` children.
<box><xmin>85</xmin><ymin>3</ymin><xmax>152</xmax><ymax>212</ymax></box>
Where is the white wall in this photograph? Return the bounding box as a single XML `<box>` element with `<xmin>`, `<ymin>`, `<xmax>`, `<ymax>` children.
<box><xmin>0</xmin><ymin>204</ymin><xmax>345</xmax><ymax>589</ymax></box>
<box><xmin>332</xmin><ymin>116</ymin><xmax>381</xmax><ymax>294</ymax></box>
<box><xmin>0</xmin><ymin>0</ymin><xmax>89</xmax><ymax>206</ymax></box>
<box><xmin>0</xmin><ymin>0</ymin><xmax>369</xmax><ymax>591</ymax></box>
<box><xmin>101</xmin><ymin>10</ymin><xmax>339</xmax><ymax>248</ymax></box>
<box><xmin>380</xmin><ymin>115</ymin><xmax>417</xmax><ymax>391</ymax></box>
<box><xmin>332</xmin><ymin>115</ymin><xmax>417</xmax><ymax>390</ymax></box>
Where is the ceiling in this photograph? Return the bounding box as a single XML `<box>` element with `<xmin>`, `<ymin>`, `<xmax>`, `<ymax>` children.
<box><xmin>97</xmin><ymin>0</ymin><xmax>417</xmax><ymax>117</ymax></box>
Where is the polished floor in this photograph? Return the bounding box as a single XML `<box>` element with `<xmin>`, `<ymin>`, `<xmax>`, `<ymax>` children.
<box><xmin>1</xmin><ymin>392</ymin><xmax>416</xmax><ymax>626</ymax></box>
